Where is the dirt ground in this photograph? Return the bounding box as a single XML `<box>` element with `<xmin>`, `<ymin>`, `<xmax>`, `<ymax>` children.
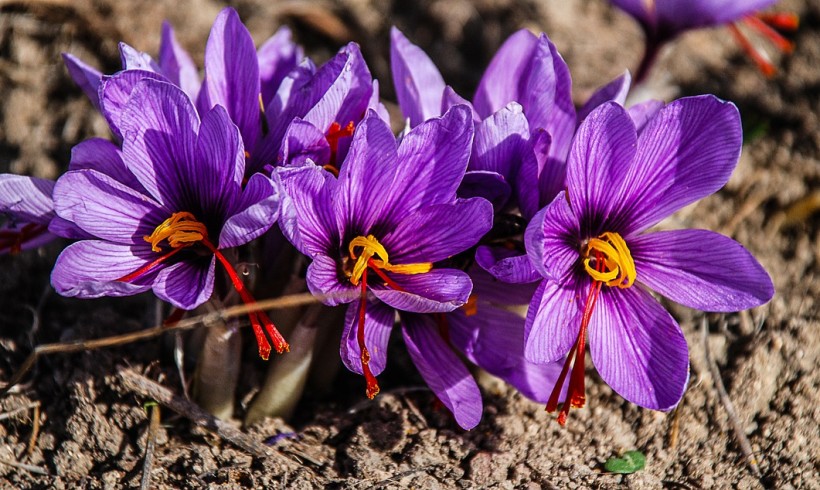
<box><xmin>0</xmin><ymin>0</ymin><xmax>818</xmax><ymax>488</ymax></box>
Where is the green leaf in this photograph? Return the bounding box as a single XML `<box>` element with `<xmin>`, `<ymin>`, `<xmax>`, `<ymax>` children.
<box><xmin>604</xmin><ymin>450</ymin><xmax>646</xmax><ymax>474</ymax></box>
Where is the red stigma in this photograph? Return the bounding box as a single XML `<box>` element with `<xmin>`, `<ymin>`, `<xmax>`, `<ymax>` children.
<box><xmin>357</xmin><ymin>267</ymin><xmax>380</xmax><ymax>399</ymax></box>
<box><xmin>325</xmin><ymin>121</ymin><xmax>356</xmax><ymax>173</ymax></box>
<box><xmin>546</xmin><ymin>251</ymin><xmax>605</xmax><ymax>426</ymax></box>
<box><xmin>729</xmin><ymin>12</ymin><xmax>799</xmax><ymax>77</ymax></box>
<box><xmin>0</xmin><ymin>223</ymin><xmax>48</xmax><ymax>254</ymax></box>
<box><xmin>203</xmin><ymin>239</ymin><xmax>289</xmax><ymax>360</ymax></box>
<box><xmin>115</xmin><ymin>231</ymin><xmax>289</xmax><ymax>360</ymax></box>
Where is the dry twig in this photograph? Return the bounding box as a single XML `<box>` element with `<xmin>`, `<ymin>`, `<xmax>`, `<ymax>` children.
<box><xmin>119</xmin><ymin>368</ymin><xmax>297</xmax><ymax>468</ymax></box>
<box><xmin>140</xmin><ymin>403</ymin><xmax>160</xmax><ymax>490</ymax></box>
<box><xmin>701</xmin><ymin>317</ymin><xmax>762</xmax><ymax>480</ymax></box>
<box><xmin>0</xmin><ymin>292</ymin><xmax>321</xmax><ymax>396</ymax></box>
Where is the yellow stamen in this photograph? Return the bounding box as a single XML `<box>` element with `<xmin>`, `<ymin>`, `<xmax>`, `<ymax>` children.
<box><xmin>144</xmin><ymin>212</ymin><xmax>208</xmax><ymax>252</ymax></box>
<box><xmin>347</xmin><ymin>234</ymin><xmax>433</xmax><ymax>286</ymax></box>
<box><xmin>582</xmin><ymin>231</ymin><xmax>636</xmax><ymax>288</ymax></box>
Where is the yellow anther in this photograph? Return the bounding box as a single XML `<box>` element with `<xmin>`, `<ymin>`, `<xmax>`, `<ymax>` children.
<box><xmin>144</xmin><ymin>212</ymin><xmax>208</xmax><ymax>252</ymax></box>
<box><xmin>582</xmin><ymin>231</ymin><xmax>636</xmax><ymax>288</ymax></box>
<box><xmin>348</xmin><ymin>234</ymin><xmax>433</xmax><ymax>286</ymax></box>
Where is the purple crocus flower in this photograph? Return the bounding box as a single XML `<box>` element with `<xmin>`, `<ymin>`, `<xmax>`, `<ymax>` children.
<box><xmin>0</xmin><ymin>175</ymin><xmax>57</xmax><ymax>254</ymax></box>
<box><xmin>51</xmin><ymin>77</ymin><xmax>285</xmax><ymax>359</ymax></box>
<box><xmin>609</xmin><ymin>0</ymin><xmax>798</xmax><ymax>79</ymax></box>
<box><xmin>64</xmin><ymin>8</ymin><xmax>306</xmax><ymax>176</ymax></box>
<box><xmin>522</xmin><ymin>95</ymin><xmax>774</xmax><ymax>424</ymax></box>
<box><xmin>275</xmin><ymin>43</ymin><xmax>388</xmax><ymax>175</ymax></box>
<box><xmin>279</xmin><ymin>106</ymin><xmax>495</xmax><ymax>428</ymax></box>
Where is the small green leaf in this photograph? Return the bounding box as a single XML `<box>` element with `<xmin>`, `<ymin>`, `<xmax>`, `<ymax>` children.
<box><xmin>604</xmin><ymin>450</ymin><xmax>646</xmax><ymax>474</ymax></box>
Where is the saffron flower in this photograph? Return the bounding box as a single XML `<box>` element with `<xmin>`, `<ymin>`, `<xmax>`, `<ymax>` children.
<box><xmin>609</xmin><ymin>0</ymin><xmax>798</xmax><ymax>79</ymax></box>
<box><xmin>0</xmin><ymin>175</ymin><xmax>57</xmax><ymax>254</ymax></box>
<box><xmin>523</xmin><ymin>96</ymin><xmax>774</xmax><ymax>424</ymax></box>
<box><xmin>279</xmin><ymin>106</ymin><xmax>495</xmax><ymax>428</ymax></box>
<box><xmin>64</xmin><ymin>7</ymin><xmax>306</xmax><ymax>176</ymax></box>
<box><xmin>51</xmin><ymin>77</ymin><xmax>285</xmax><ymax>359</ymax></box>
<box><xmin>277</xmin><ymin>43</ymin><xmax>388</xmax><ymax>175</ymax></box>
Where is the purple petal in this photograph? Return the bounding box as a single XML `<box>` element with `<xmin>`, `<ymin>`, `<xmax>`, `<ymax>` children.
<box><xmin>514</xmin><ymin>129</ymin><xmax>548</xmax><ymax>220</ymax></box>
<box><xmin>524</xmin><ymin>191</ymin><xmax>580</xmax><ymax>283</ymax></box>
<box><xmin>448</xmin><ymin>306</ymin><xmax>564</xmax><ymax>403</ymax></box>
<box><xmin>627</xmin><ymin>99</ymin><xmax>664</xmax><ymax>134</ymax></box>
<box><xmin>616</xmin><ymin>96</ymin><xmax>742</xmax><ymax>234</ymax></box>
<box><xmin>277</xmin><ymin>165</ymin><xmax>338</xmax><ymax>257</ymax></box>
<box><xmin>334</xmin><ymin>111</ymin><xmax>399</xmax><ymax>234</ymax></box>
<box><xmin>631</xmin><ymin>229</ymin><xmax>774</xmax><ymax>311</ymax></box>
<box><xmin>194</xmin><ymin>104</ymin><xmax>244</xmax><ymax>212</ymax></box>
<box><xmin>469</xmin><ymin>264</ymin><xmax>538</xmax><ymax>305</ymax></box>
<box><xmin>341</xmin><ymin>298</ymin><xmax>395</xmax><ymax>376</ymax></box>
<box><xmin>197</xmin><ymin>7</ymin><xmax>261</xmax><ymax>149</ymax></box>
<box><xmin>457</xmin><ymin>170</ymin><xmax>511</xmax><ymax>210</ymax></box>
<box><xmin>590</xmin><ymin>286</ymin><xmax>689</xmax><ymax>410</ymax></box>
<box><xmin>470</xmin><ymin>102</ymin><xmax>530</xmax><ymax>182</ymax></box>
<box><xmin>305</xmin><ymin>254</ymin><xmax>358</xmax><ymax>306</ymax></box>
<box><xmin>475</xmin><ymin>32</ymin><xmax>575</xmax><ymax>160</ymax></box>
<box><xmin>390</xmin><ymin>27</ymin><xmax>446</xmax><ymax>127</ymax></box>
<box><xmin>69</xmin><ymin>137</ymin><xmax>144</xmax><ymax>191</ymax></box>
<box><xmin>524</xmin><ymin>277</ymin><xmax>587</xmax><ymax>364</ymax></box>
<box><xmin>368</xmin><ymin>79</ymin><xmax>391</xmax><ymax>124</ymax></box>
<box><xmin>577</xmin><ymin>70</ymin><xmax>631</xmax><ymax>124</ymax></box>
<box><xmin>401</xmin><ymin>313</ymin><xmax>482</xmax><ymax>429</ymax></box>
<box><xmin>51</xmin><ymin>240</ymin><xmax>155</xmax><ymax>298</ymax></box>
<box><xmin>152</xmin><ymin>256</ymin><xmax>215</xmax><ymax>310</ymax></box>
<box><xmin>475</xmin><ymin>246</ymin><xmax>541</xmax><ymax>284</ymax></box>
<box><xmin>656</xmin><ymin>0</ymin><xmax>777</xmax><ymax>31</ymax></box>
<box><xmin>0</xmin><ymin>174</ymin><xmax>55</xmax><ymax>225</ymax></box>
<box><xmin>280</xmin><ymin>118</ymin><xmax>331</xmax><ymax>168</ymax></box>
<box><xmin>473</xmin><ymin>29</ymin><xmax>537</xmax><ymax>117</ymax></box>
<box><xmin>62</xmin><ymin>53</ymin><xmax>103</xmax><ymax>109</ymax></box>
<box><xmin>118</xmin><ymin>78</ymin><xmax>199</xmax><ymax>209</ymax></box>
<box><xmin>384</xmin><ymin>198</ymin><xmax>493</xmax><ymax>264</ymax></box>
<box><xmin>53</xmin><ymin>170</ymin><xmax>162</xmax><ymax>244</ymax></box>
<box><xmin>441</xmin><ymin>86</ymin><xmax>478</xmax><ymax>120</ymax></box>
<box><xmin>99</xmin><ymin>70</ymin><xmax>167</xmax><ymax>139</ymax></box>
<box><xmin>372</xmin><ymin>269</ymin><xmax>472</xmax><ymax>313</ymax></box>
<box><xmin>219</xmin><ymin>173</ymin><xmax>280</xmax><ymax>249</ymax></box>
<box><xmin>565</xmin><ymin>102</ymin><xmax>637</xmax><ymax>237</ymax></box>
<box><xmin>380</xmin><ymin>105</ymin><xmax>474</xmax><ymax>225</ymax></box>
<box><xmin>159</xmin><ymin>21</ymin><xmax>201</xmax><ymax>102</ymax></box>
<box><xmin>257</xmin><ymin>26</ymin><xmax>303</xmax><ymax>106</ymax></box>
<box><xmin>303</xmin><ymin>43</ymin><xmax>373</xmax><ymax>134</ymax></box>
<box><xmin>48</xmin><ymin>216</ymin><xmax>91</xmax><ymax>240</ymax></box>
<box><xmin>119</xmin><ymin>42</ymin><xmax>161</xmax><ymax>72</ymax></box>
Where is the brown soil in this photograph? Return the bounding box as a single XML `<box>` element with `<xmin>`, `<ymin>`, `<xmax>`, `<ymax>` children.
<box><xmin>0</xmin><ymin>0</ymin><xmax>818</xmax><ymax>488</ymax></box>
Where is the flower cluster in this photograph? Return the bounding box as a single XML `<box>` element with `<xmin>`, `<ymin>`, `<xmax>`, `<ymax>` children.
<box><xmin>0</xmin><ymin>7</ymin><xmax>774</xmax><ymax>429</ymax></box>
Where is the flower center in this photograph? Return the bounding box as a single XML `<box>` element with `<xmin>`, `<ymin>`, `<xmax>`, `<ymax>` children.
<box><xmin>323</xmin><ymin>121</ymin><xmax>356</xmax><ymax>176</ymax></box>
<box><xmin>143</xmin><ymin>211</ymin><xmax>208</xmax><ymax>252</ymax></box>
<box><xmin>347</xmin><ymin>234</ymin><xmax>433</xmax><ymax>399</ymax></box>
<box><xmin>582</xmin><ymin>231</ymin><xmax>636</xmax><ymax>289</ymax></box>
<box><xmin>347</xmin><ymin>234</ymin><xmax>432</xmax><ymax>286</ymax></box>
<box><xmin>119</xmin><ymin>211</ymin><xmax>288</xmax><ymax>360</ymax></box>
